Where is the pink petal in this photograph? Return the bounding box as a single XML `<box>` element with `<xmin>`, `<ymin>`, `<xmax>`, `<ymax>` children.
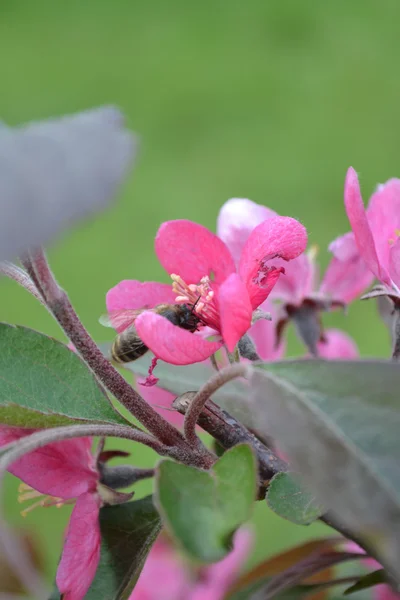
<box><xmin>270</xmin><ymin>253</ymin><xmax>314</xmax><ymax>305</ymax></box>
<box><xmin>135</xmin><ymin>311</ymin><xmax>222</xmax><ymax>365</ymax></box>
<box><xmin>0</xmin><ymin>427</ymin><xmax>97</xmax><ymax>499</ymax></box>
<box><xmin>249</xmin><ymin>301</ymin><xmax>286</xmax><ymax>361</ymax></box>
<box><xmin>246</xmin><ymin>265</ymin><xmax>284</xmax><ymax>310</ymax></box>
<box><xmin>328</xmin><ymin>231</ymin><xmax>358</xmax><ymax>262</ymax></box>
<box><xmin>320</xmin><ymin>255</ymin><xmax>374</xmax><ymax>304</ymax></box>
<box><xmin>131</xmin><ymin>538</ymin><xmax>191</xmax><ymax>600</ymax></box>
<box><xmin>139</xmin><ymin>381</ymin><xmax>184</xmax><ymax>427</ymax></box>
<box><xmin>374</xmin><ymin>586</ymin><xmax>400</xmax><ymax>600</ymax></box>
<box><xmin>106</xmin><ymin>280</ymin><xmax>176</xmax><ymax>313</ymax></box>
<box><xmin>367</xmin><ymin>178</ymin><xmax>400</xmax><ymax>278</ymax></box>
<box><xmin>217</xmin><ymin>198</ymin><xmax>276</xmax><ymax>265</ymax></box>
<box><xmin>389</xmin><ymin>238</ymin><xmax>400</xmax><ymax>291</ymax></box>
<box><xmin>56</xmin><ymin>492</ymin><xmax>101</xmax><ymax>600</ymax></box>
<box><xmin>344</xmin><ymin>167</ymin><xmax>390</xmax><ymax>284</ymax></box>
<box><xmin>217</xmin><ymin>274</ymin><xmax>253</xmax><ymax>351</ymax></box>
<box><xmin>239</xmin><ymin>217</ymin><xmax>307</xmax><ymax>309</ymax></box>
<box><xmin>155</xmin><ymin>220</ymin><xmax>235</xmax><ymax>285</ymax></box>
<box><xmin>317</xmin><ymin>329</ymin><xmax>359</xmax><ymax>359</ymax></box>
<box><xmin>188</xmin><ymin>528</ymin><xmax>252</xmax><ymax>600</ymax></box>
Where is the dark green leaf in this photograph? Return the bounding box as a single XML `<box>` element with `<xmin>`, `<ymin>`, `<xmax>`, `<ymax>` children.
<box><xmin>49</xmin><ymin>497</ymin><xmax>161</xmax><ymax>600</ymax></box>
<box><xmin>266</xmin><ymin>472</ymin><xmax>324</xmax><ymax>525</ymax></box>
<box><xmin>85</xmin><ymin>496</ymin><xmax>161</xmax><ymax>600</ymax></box>
<box><xmin>344</xmin><ymin>569</ymin><xmax>387</xmax><ymax>595</ymax></box>
<box><xmin>247</xmin><ymin>359</ymin><xmax>400</xmax><ymax>581</ymax></box>
<box><xmin>0</xmin><ymin>324</ymin><xmax>127</xmax><ymax>427</ymax></box>
<box><xmin>155</xmin><ymin>444</ymin><xmax>256</xmax><ymax>563</ymax></box>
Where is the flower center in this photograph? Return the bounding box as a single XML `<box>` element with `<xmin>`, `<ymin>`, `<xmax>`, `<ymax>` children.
<box><xmin>171</xmin><ymin>274</ymin><xmax>220</xmax><ymax>331</ymax></box>
<box><xmin>17</xmin><ymin>483</ymin><xmax>72</xmax><ymax>517</ymax></box>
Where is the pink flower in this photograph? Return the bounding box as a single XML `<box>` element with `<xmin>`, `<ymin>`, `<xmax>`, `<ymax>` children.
<box><xmin>131</xmin><ymin>528</ymin><xmax>252</xmax><ymax>600</ymax></box>
<box><xmin>248</xmin><ymin>299</ymin><xmax>286</xmax><ymax>361</ymax></box>
<box><xmin>0</xmin><ymin>427</ymin><xmax>121</xmax><ymax>600</ymax></box>
<box><xmin>106</xmin><ymin>216</ymin><xmax>307</xmax><ymax>366</ymax></box>
<box><xmin>217</xmin><ymin>198</ymin><xmax>368</xmax><ymax>355</ymax></box>
<box><xmin>218</xmin><ymin>197</ymin><xmax>371</xmax><ymax>308</ymax></box>
<box><xmin>317</xmin><ymin>328</ymin><xmax>359</xmax><ymax>359</ymax></box>
<box><xmin>342</xmin><ymin>166</ymin><xmax>400</xmax><ymax>299</ymax></box>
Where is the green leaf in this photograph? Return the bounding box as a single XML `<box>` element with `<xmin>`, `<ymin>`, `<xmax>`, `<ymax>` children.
<box><xmin>344</xmin><ymin>569</ymin><xmax>387</xmax><ymax>595</ymax></box>
<box><xmin>50</xmin><ymin>496</ymin><xmax>161</xmax><ymax>600</ymax></box>
<box><xmin>155</xmin><ymin>444</ymin><xmax>256</xmax><ymax>563</ymax></box>
<box><xmin>86</xmin><ymin>496</ymin><xmax>161</xmax><ymax>599</ymax></box>
<box><xmin>266</xmin><ymin>472</ymin><xmax>324</xmax><ymax>525</ymax></box>
<box><xmin>247</xmin><ymin>359</ymin><xmax>400</xmax><ymax>581</ymax></box>
<box><xmin>0</xmin><ymin>323</ymin><xmax>127</xmax><ymax>427</ymax></box>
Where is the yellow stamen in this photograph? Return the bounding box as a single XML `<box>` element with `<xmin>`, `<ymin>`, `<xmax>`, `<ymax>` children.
<box><xmin>307</xmin><ymin>244</ymin><xmax>319</xmax><ymax>261</ymax></box>
<box><xmin>170</xmin><ymin>274</ymin><xmax>220</xmax><ymax>330</ymax></box>
<box><xmin>17</xmin><ymin>483</ymin><xmax>67</xmax><ymax>518</ymax></box>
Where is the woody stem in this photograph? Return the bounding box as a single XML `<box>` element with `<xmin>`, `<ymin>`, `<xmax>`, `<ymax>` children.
<box><xmin>183</xmin><ymin>363</ymin><xmax>251</xmax><ymax>447</ymax></box>
<box><xmin>22</xmin><ymin>248</ymin><xmax>210</xmax><ymax>465</ymax></box>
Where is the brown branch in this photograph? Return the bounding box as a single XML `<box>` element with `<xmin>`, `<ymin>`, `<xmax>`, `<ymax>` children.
<box><xmin>0</xmin><ymin>424</ymin><xmax>167</xmax><ymax>459</ymax></box>
<box><xmin>0</xmin><ymin>261</ymin><xmax>47</xmax><ymax>307</ymax></box>
<box><xmin>183</xmin><ymin>363</ymin><xmax>251</xmax><ymax>448</ymax></box>
<box><xmin>24</xmin><ymin>249</ymin><xmax>208</xmax><ymax>460</ymax></box>
<box><xmin>174</xmin><ymin>395</ymin><xmax>287</xmax><ymax>492</ymax></box>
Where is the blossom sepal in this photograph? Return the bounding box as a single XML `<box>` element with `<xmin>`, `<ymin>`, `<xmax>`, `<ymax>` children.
<box><xmin>361</xmin><ymin>284</ymin><xmax>400</xmax><ymax>304</ymax></box>
<box><xmin>97</xmin><ymin>483</ymin><xmax>134</xmax><ymax>506</ymax></box>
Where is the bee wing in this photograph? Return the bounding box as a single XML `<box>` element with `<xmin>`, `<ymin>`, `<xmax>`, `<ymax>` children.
<box><xmin>99</xmin><ymin>309</ymin><xmax>145</xmax><ymax>332</ymax></box>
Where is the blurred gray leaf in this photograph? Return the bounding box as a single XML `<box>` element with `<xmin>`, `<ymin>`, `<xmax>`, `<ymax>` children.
<box><xmin>248</xmin><ymin>360</ymin><xmax>400</xmax><ymax>582</ymax></box>
<box><xmin>0</xmin><ymin>106</ymin><xmax>136</xmax><ymax>260</ymax></box>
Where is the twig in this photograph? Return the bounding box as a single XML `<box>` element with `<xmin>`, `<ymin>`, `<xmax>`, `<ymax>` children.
<box><xmin>24</xmin><ymin>249</ymin><xmax>199</xmax><ymax>454</ymax></box>
<box><xmin>174</xmin><ymin>395</ymin><xmax>287</xmax><ymax>492</ymax></box>
<box><xmin>0</xmin><ymin>424</ymin><xmax>167</xmax><ymax>459</ymax></box>
<box><xmin>183</xmin><ymin>363</ymin><xmax>251</xmax><ymax>447</ymax></box>
<box><xmin>19</xmin><ymin>255</ymin><xmax>46</xmax><ymax>299</ymax></box>
<box><xmin>392</xmin><ymin>305</ymin><xmax>400</xmax><ymax>361</ymax></box>
<box><xmin>0</xmin><ymin>261</ymin><xmax>47</xmax><ymax>307</ymax></box>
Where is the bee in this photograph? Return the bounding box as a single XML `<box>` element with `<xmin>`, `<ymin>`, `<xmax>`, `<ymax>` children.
<box><xmin>100</xmin><ymin>303</ymin><xmax>202</xmax><ymax>364</ymax></box>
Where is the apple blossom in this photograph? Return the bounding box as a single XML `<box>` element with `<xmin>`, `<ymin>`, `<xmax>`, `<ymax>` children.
<box><xmin>340</xmin><ymin>166</ymin><xmax>400</xmax><ymax>301</ymax></box>
<box><xmin>106</xmin><ymin>216</ymin><xmax>307</xmax><ymax>369</ymax></box>
<box><xmin>0</xmin><ymin>427</ymin><xmax>134</xmax><ymax>600</ymax></box>
<box><xmin>217</xmin><ymin>197</ymin><xmax>370</xmax><ymax>355</ymax></box>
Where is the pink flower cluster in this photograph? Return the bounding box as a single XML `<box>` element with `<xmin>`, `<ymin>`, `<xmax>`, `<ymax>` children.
<box><xmin>5</xmin><ymin>166</ymin><xmax>400</xmax><ymax>599</ymax></box>
<box><xmin>107</xmin><ymin>215</ymin><xmax>308</xmax><ymax>365</ymax></box>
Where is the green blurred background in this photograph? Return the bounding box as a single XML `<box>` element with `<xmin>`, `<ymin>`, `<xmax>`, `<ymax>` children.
<box><xmin>0</xmin><ymin>0</ymin><xmax>398</xmax><ymax>591</ymax></box>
